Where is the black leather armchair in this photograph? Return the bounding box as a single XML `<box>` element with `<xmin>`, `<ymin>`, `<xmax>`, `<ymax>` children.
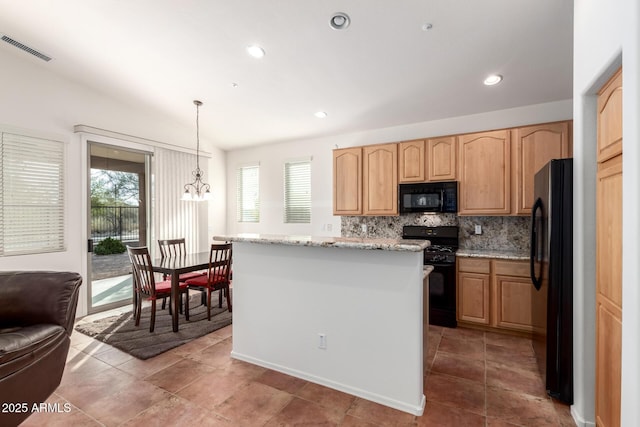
<box><xmin>0</xmin><ymin>271</ymin><xmax>82</xmax><ymax>427</ymax></box>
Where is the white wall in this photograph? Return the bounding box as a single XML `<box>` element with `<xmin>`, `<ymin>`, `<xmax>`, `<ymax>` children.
<box><xmin>225</xmin><ymin>99</ymin><xmax>572</xmax><ymax>236</ymax></box>
<box><xmin>0</xmin><ymin>49</ymin><xmax>226</xmax><ymax>317</ymax></box>
<box><xmin>573</xmin><ymin>0</ymin><xmax>640</xmax><ymax>425</ymax></box>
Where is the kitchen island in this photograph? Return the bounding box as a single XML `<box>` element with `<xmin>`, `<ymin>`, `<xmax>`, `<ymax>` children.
<box><xmin>213</xmin><ymin>234</ymin><xmax>430</xmax><ymax>415</ymax></box>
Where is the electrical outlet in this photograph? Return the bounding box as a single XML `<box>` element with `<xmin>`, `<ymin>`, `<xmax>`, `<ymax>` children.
<box><xmin>474</xmin><ymin>224</ymin><xmax>482</xmax><ymax>235</ymax></box>
<box><xmin>318</xmin><ymin>333</ymin><xmax>327</xmax><ymax>349</ymax></box>
<box><xmin>326</xmin><ymin>223</ymin><xmax>333</xmax><ymax>232</ymax></box>
<box><xmin>361</xmin><ymin>224</ymin><xmax>368</xmax><ymax>234</ymax></box>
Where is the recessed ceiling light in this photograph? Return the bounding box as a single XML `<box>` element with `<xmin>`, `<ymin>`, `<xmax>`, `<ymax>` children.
<box><xmin>246</xmin><ymin>45</ymin><xmax>265</xmax><ymax>58</ymax></box>
<box><xmin>314</xmin><ymin>111</ymin><xmax>328</xmax><ymax>119</ymax></box>
<box><xmin>484</xmin><ymin>74</ymin><xmax>503</xmax><ymax>86</ymax></box>
<box><xmin>329</xmin><ymin>12</ymin><xmax>350</xmax><ymax>30</ymax></box>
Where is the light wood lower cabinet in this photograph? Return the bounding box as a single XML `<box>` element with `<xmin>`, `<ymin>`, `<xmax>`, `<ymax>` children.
<box><xmin>457</xmin><ymin>257</ymin><xmax>533</xmax><ymax>333</ymax></box>
<box><xmin>493</xmin><ymin>260</ymin><xmax>533</xmax><ymax>332</ymax></box>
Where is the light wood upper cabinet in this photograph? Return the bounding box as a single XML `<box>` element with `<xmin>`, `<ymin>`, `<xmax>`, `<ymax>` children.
<box><xmin>427</xmin><ymin>136</ymin><xmax>457</xmax><ymax>181</ymax></box>
<box><xmin>513</xmin><ymin>122</ymin><xmax>571</xmax><ymax>215</ymax></box>
<box><xmin>333</xmin><ymin>147</ymin><xmax>362</xmax><ymax>215</ymax></box>
<box><xmin>597</xmin><ymin>68</ymin><xmax>623</xmax><ymax>163</ymax></box>
<box><xmin>363</xmin><ymin>143</ymin><xmax>398</xmax><ymax>215</ymax></box>
<box><xmin>398</xmin><ymin>139</ymin><xmax>425</xmax><ymax>183</ymax></box>
<box><xmin>458</xmin><ymin>130</ymin><xmax>511</xmax><ymax>215</ymax></box>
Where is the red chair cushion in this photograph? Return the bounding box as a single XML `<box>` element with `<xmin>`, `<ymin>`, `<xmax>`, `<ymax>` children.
<box><xmin>185</xmin><ymin>274</ymin><xmax>228</xmax><ymax>287</ymax></box>
<box><xmin>154</xmin><ymin>280</ymin><xmax>188</xmax><ymax>296</ymax></box>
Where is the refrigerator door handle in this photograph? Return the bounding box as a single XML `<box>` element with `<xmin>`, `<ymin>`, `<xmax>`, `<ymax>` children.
<box><xmin>530</xmin><ymin>197</ymin><xmax>543</xmax><ymax>290</ymax></box>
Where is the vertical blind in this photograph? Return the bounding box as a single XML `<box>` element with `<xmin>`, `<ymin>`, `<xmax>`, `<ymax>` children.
<box><xmin>0</xmin><ymin>132</ymin><xmax>65</xmax><ymax>256</ymax></box>
<box><xmin>152</xmin><ymin>147</ymin><xmax>203</xmax><ymax>255</ymax></box>
<box><xmin>284</xmin><ymin>159</ymin><xmax>311</xmax><ymax>223</ymax></box>
<box><xmin>236</xmin><ymin>165</ymin><xmax>260</xmax><ymax>222</ymax></box>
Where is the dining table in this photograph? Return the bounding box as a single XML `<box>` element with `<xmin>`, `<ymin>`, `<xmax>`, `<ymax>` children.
<box><xmin>151</xmin><ymin>251</ymin><xmax>210</xmax><ymax>332</ymax></box>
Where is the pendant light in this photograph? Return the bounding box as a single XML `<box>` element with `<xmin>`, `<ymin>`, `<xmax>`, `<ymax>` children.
<box><xmin>182</xmin><ymin>100</ymin><xmax>211</xmax><ymax>201</ymax></box>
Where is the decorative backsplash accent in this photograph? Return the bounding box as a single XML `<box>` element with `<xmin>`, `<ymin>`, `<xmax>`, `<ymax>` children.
<box><xmin>341</xmin><ymin>214</ymin><xmax>530</xmax><ymax>253</ymax></box>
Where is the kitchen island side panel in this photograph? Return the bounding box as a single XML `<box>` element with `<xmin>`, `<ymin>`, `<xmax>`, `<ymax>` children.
<box><xmin>230</xmin><ymin>241</ymin><xmax>425</xmax><ymax>415</ymax></box>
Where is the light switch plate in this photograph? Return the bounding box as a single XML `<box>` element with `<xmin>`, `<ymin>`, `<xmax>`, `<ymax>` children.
<box><xmin>474</xmin><ymin>224</ymin><xmax>482</xmax><ymax>235</ymax></box>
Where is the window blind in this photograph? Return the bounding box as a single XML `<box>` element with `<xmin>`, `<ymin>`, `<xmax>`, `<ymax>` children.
<box><xmin>236</xmin><ymin>165</ymin><xmax>260</xmax><ymax>222</ymax></box>
<box><xmin>0</xmin><ymin>132</ymin><xmax>65</xmax><ymax>256</ymax></box>
<box><xmin>284</xmin><ymin>160</ymin><xmax>311</xmax><ymax>223</ymax></box>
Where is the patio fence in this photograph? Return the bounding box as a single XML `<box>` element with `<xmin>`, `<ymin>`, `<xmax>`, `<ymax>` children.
<box><xmin>91</xmin><ymin>206</ymin><xmax>139</xmax><ymax>242</ymax></box>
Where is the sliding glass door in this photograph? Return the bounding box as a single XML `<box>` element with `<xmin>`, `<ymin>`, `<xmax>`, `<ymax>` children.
<box><xmin>87</xmin><ymin>142</ymin><xmax>150</xmax><ymax>313</ymax></box>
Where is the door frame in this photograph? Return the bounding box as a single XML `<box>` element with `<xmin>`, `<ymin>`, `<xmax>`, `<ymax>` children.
<box><xmin>84</xmin><ymin>137</ymin><xmax>153</xmax><ymax>315</ymax></box>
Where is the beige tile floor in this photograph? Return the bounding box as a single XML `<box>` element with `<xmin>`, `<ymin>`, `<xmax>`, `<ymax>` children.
<box><xmin>22</xmin><ymin>315</ymin><xmax>575</xmax><ymax>426</ymax></box>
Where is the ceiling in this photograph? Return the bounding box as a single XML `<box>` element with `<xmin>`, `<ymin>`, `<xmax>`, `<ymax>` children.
<box><xmin>0</xmin><ymin>1</ymin><xmax>573</xmax><ymax>150</ymax></box>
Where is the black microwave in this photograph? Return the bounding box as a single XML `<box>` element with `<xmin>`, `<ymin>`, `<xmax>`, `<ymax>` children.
<box><xmin>399</xmin><ymin>182</ymin><xmax>458</xmax><ymax>213</ymax></box>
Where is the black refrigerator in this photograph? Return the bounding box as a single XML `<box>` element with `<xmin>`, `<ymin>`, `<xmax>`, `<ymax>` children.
<box><xmin>529</xmin><ymin>158</ymin><xmax>573</xmax><ymax>404</ymax></box>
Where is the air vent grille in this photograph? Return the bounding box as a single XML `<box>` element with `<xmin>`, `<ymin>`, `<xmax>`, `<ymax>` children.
<box><xmin>1</xmin><ymin>35</ymin><xmax>52</xmax><ymax>62</ymax></box>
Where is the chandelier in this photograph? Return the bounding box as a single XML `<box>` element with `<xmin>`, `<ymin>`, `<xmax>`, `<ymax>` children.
<box><xmin>182</xmin><ymin>100</ymin><xmax>211</xmax><ymax>201</ymax></box>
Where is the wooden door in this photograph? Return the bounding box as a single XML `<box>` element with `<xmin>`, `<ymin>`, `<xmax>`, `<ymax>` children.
<box><xmin>457</xmin><ymin>258</ymin><xmax>491</xmax><ymax>325</ymax></box>
<box><xmin>513</xmin><ymin>121</ymin><xmax>571</xmax><ymax>215</ymax></box>
<box><xmin>333</xmin><ymin>147</ymin><xmax>362</xmax><ymax>215</ymax></box>
<box><xmin>427</xmin><ymin>136</ymin><xmax>457</xmax><ymax>181</ymax></box>
<box><xmin>597</xmin><ymin>69</ymin><xmax>623</xmax><ymax>163</ymax></box>
<box><xmin>398</xmin><ymin>140</ymin><xmax>425</xmax><ymax>183</ymax></box>
<box><xmin>458</xmin><ymin>130</ymin><xmax>511</xmax><ymax>215</ymax></box>
<box><xmin>363</xmin><ymin>143</ymin><xmax>398</xmax><ymax>215</ymax></box>
<box><xmin>595</xmin><ymin>67</ymin><xmax>622</xmax><ymax>427</ymax></box>
<box><xmin>458</xmin><ymin>272</ymin><xmax>490</xmax><ymax>325</ymax></box>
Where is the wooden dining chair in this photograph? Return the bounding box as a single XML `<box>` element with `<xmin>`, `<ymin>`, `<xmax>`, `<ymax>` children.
<box><xmin>185</xmin><ymin>243</ymin><xmax>233</xmax><ymax>320</ymax></box>
<box><xmin>127</xmin><ymin>246</ymin><xmax>189</xmax><ymax>332</ymax></box>
<box><xmin>157</xmin><ymin>238</ymin><xmax>206</xmax><ymax>308</ymax></box>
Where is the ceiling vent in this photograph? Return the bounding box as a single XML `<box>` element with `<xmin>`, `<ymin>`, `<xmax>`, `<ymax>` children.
<box><xmin>1</xmin><ymin>35</ymin><xmax>52</xmax><ymax>62</ymax></box>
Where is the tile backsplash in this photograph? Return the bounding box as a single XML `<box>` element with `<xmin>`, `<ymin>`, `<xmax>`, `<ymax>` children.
<box><xmin>341</xmin><ymin>214</ymin><xmax>530</xmax><ymax>253</ymax></box>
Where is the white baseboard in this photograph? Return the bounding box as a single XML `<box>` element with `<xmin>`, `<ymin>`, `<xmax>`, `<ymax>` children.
<box><xmin>230</xmin><ymin>350</ymin><xmax>426</xmax><ymax>416</ymax></box>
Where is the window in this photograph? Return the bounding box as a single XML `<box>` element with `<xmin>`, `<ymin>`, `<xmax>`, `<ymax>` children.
<box><xmin>237</xmin><ymin>164</ymin><xmax>260</xmax><ymax>222</ymax></box>
<box><xmin>284</xmin><ymin>159</ymin><xmax>311</xmax><ymax>223</ymax></box>
<box><xmin>0</xmin><ymin>132</ymin><xmax>65</xmax><ymax>256</ymax></box>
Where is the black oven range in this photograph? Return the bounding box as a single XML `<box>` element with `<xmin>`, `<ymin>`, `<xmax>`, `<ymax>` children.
<box><xmin>402</xmin><ymin>225</ymin><xmax>458</xmax><ymax>328</ymax></box>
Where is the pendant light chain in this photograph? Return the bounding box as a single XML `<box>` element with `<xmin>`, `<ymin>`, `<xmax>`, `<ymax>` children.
<box><xmin>182</xmin><ymin>99</ymin><xmax>211</xmax><ymax>201</ymax></box>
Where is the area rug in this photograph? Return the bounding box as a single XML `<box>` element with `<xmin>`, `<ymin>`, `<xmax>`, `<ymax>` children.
<box><xmin>75</xmin><ymin>295</ymin><xmax>232</xmax><ymax>360</ymax></box>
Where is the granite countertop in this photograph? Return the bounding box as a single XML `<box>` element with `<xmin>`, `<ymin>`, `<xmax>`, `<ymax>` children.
<box><xmin>423</xmin><ymin>265</ymin><xmax>434</xmax><ymax>279</ymax></box>
<box><xmin>456</xmin><ymin>248</ymin><xmax>530</xmax><ymax>261</ymax></box>
<box><xmin>213</xmin><ymin>234</ymin><xmax>430</xmax><ymax>252</ymax></box>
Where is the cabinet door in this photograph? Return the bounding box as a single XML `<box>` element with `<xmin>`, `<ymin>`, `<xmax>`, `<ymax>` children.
<box><xmin>458</xmin><ymin>130</ymin><xmax>511</xmax><ymax>215</ymax></box>
<box><xmin>514</xmin><ymin>122</ymin><xmax>571</xmax><ymax>215</ymax></box>
<box><xmin>427</xmin><ymin>136</ymin><xmax>457</xmax><ymax>181</ymax></box>
<box><xmin>493</xmin><ymin>274</ymin><xmax>533</xmax><ymax>332</ymax></box>
<box><xmin>333</xmin><ymin>147</ymin><xmax>362</xmax><ymax>215</ymax></box>
<box><xmin>398</xmin><ymin>139</ymin><xmax>425</xmax><ymax>183</ymax></box>
<box><xmin>596</xmin><ymin>155</ymin><xmax>623</xmax><ymax>427</ymax></box>
<box><xmin>363</xmin><ymin>143</ymin><xmax>398</xmax><ymax>215</ymax></box>
<box><xmin>457</xmin><ymin>271</ymin><xmax>490</xmax><ymax>325</ymax></box>
<box><xmin>597</xmin><ymin>68</ymin><xmax>623</xmax><ymax>163</ymax></box>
